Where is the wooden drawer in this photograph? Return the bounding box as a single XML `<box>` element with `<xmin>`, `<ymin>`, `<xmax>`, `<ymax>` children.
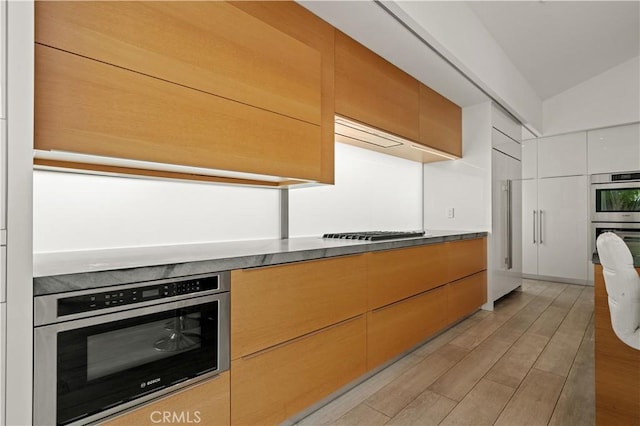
<box><xmin>335</xmin><ymin>31</ymin><xmax>420</xmax><ymax>142</ymax></box>
<box><xmin>35</xmin><ymin>45</ymin><xmax>322</xmax><ymax>181</ymax></box>
<box><xmin>419</xmin><ymin>83</ymin><xmax>462</xmax><ymax>157</ymax></box>
<box><xmin>103</xmin><ymin>372</ymin><xmax>230</xmax><ymax>426</ymax></box>
<box><xmin>231</xmin><ymin>315</ymin><xmax>367</xmax><ymax>425</ymax></box>
<box><xmin>231</xmin><ymin>255</ymin><xmax>366</xmax><ymax>359</ymax></box>
<box><xmin>367</xmin><ymin>243</ymin><xmax>449</xmax><ymax>310</ymax></box>
<box><xmin>447</xmin><ymin>271</ymin><xmax>487</xmax><ymax>324</ymax></box>
<box><xmin>367</xmin><ymin>286</ymin><xmax>448</xmax><ymax>370</ymax></box>
<box><xmin>447</xmin><ymin>238</ymin><xmax>487</xmax><ymax>282</ymax></box>
<box><xmin>35</xmin><ymin>1</ymin><xmax>321</xmax><ymax>125</ymax></box>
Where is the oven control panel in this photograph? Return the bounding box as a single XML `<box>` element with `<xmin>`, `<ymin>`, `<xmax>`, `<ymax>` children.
<box><xmin>57</xmin><ymin>275</ymin><xmax>220</xmax><ymax>316</ymax></box>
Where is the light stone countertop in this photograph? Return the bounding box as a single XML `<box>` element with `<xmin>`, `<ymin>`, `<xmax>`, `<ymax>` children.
<box><xmin>34</xmin><ymin>230</ymin><xmax>487</xmax><ymax>296</ymax></box>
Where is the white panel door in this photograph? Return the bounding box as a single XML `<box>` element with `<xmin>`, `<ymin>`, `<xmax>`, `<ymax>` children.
<box><xmin>588</xmin><ymin>123</ymin><xmax>640</xmax><ymax>174</ymax></box>
<box><xmin>537</xmin><ymin>132</ymin><xmax>587</xmax><ymax>178</ymax></box>
<box><xmin>522</xmin><ymin>179</ymin><xmax>538</xmax><ymax>275</ymax></box>
<box><xmin>537</xmin><ymin>175</ymin><xmax>589</xmax><ymax>280</ymax></box>
<box><xmin>522</xmin><ymin>139</ymin><xmax>537</xmax><ymax>180</ymax></box>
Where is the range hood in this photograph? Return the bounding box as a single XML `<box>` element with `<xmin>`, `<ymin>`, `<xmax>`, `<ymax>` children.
<box><xmin>334</xmin><ymin>116</ymin><xmax>459</xmax><ymax>163</ymax></box>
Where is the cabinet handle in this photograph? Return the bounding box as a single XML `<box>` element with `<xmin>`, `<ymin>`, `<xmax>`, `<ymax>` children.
<box><xmin>533</xmin><ymin>210</ymin><xmax>537</xmax><ymax>244</ymax></box>
<box><xmin>539</xmin><ymin>210</ymin><xmax>543</xmax><ymax>244</ymax></box>
<box><xmin>505</xmin><ymin>180</ymin><xmax>513</xmax><ymax>269</ymax></box>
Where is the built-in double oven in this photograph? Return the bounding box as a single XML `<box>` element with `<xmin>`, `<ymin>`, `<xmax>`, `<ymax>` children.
<box><xmin>34</xmin><ymin>272</ymin><xmax>230</xmax><ymax>426</ymax></box>
<box><xmin>591</xmin><ymin>171</ymin><xmax>640</xmax><ymax>251</ymax></box>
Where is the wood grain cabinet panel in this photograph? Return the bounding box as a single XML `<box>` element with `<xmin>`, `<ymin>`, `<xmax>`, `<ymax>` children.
<box><xmin>335</xmin><ymin>31</ymin><xmax>420</xmax><ymax>142</ymax></box>
<box><xmin>594</xmin><ymin>264</ymin><xmax>640</xmax><ymax>426</ymax></box>
<box><xmin>447</xmin><ymin>238</ymin><xmax>488</xmax><ymax>282</ymax></box>
<box><xmin>231</xmin><ymin>255</ymin><xmax>367</xmax><ymax>359</ymax></box>
<box><xmin>447</xmin><ymin>271</ymin><xmax>487</xmax><ymax>325</ymax></box>
<box><xmin>231</xmin><ymin>316</ymin><xmax>367</xmax><ymax>426</ymax></box>
<box><xmin>102</xmin><ymin>372</ymin><xmax>230</xmax><ymax>426</ymax></box>
<box><xmin>367</xmin><ymin>286</ymin><xmax>448</xmax><ymax>370</ymax></box>
<box><xmin>35</xmin><ymin>45</ymin><xmax>322</xmax><ymax>181</ymax></box>
<box><xmin>229</xmin><ymin>0</ymin><xmax>336</xmax><ymax>184</ymax></box>
<box><xmin>367</xmin><ymin>244</ymin><xmax>449</xmax><ymax>310</ymax></box>
<box><xmin>419</xmin><ymin>84</ymin><xmax>462</xmax><ymax>157</ymax></box>
<box><xmin>35</xmin><ymin>1</ymin><xmax>321</xmax><ymax>126</ymax></box>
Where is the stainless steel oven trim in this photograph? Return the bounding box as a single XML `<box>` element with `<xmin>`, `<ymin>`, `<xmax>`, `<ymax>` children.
<box><xmin>591</xmin><ymin>180</ymin><xmax>640</xmax><ymax>222</ymax></box>
<box><xmin>591</xmin><ymin>222</ymin><xmax>640</xmax><ymax>252</ymax></box>
<box><xmin>33</xmin><ymin>292</ymin><xmax>230</xmax><ymax>426</ymax></box>
<box><xmin>34</xmin><ymin>271</ymin><xmax>230</xmax><ymax>326</ymax></box>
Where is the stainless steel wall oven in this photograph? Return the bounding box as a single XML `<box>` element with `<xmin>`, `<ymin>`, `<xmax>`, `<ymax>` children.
<box><xmin>33</xmin><ymin>272</ymin><xmax>230</xmax><ymax>426</ymax></box>
<box><xmin>591</xmin><ymin>171</ymin><xmax>640</xmax><ymax>223</ymax></box>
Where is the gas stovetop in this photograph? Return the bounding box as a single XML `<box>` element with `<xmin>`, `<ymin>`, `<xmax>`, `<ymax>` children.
<box><xmin>322</xmin><ymin>231</ymin><xmax>426</xmax><ymax>241</ymax></box>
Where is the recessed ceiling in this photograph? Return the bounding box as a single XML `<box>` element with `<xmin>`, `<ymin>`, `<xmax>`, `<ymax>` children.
<box><xmin>466</xmin><ymin>1</ymin><xmax>640</xmax><ymax>100</ymax></box>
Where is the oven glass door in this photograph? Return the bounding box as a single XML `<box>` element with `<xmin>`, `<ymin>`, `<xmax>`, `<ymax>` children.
<box><xmin>56</xmin><ymin>301</ymin><xmax>219</xmax><ymax>425</ymax></box>
<box><xmin>595</xmin><ymin>187</ymin><xmax>640</xmax><ymax>213</ymax></box>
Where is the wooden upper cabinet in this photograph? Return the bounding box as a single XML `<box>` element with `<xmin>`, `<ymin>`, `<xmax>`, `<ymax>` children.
<box><xmin>35</xmin><ymin>1</ymin><xmax>321</xmax><ymax>125</ymax></box>
<box><xmin>419</xmin><ymin>84</ymin><xmax>462</xmax><ymax>157</ymax></box>
<box><xmin>34</xmin><ymin>1</ymin><xmax>335</xmax><ymax>184</ymax></box>
<box><xmin>35</xmin><ymin>45</ymin><xmax>322</xmax><ymax>180</ymax></box>
<box><xmin>230</xmin><ymin>1</ymin><xmax>336</xmax><ymax>184</ymax></box>
<box><xmin>335</xmin><ymin>31</ymin><xmax>420</xmax><ymax>142</ymax></box>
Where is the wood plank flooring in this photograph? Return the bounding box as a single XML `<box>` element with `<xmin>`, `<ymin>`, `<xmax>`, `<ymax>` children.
<box><xmin>297</xmin><ymin>280</ymin><xmax>594</xmax><ymax>426</ymax></box>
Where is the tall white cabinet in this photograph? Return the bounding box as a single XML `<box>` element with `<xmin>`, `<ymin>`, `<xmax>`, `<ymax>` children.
<box><xmin>522</xmin><ymin>132</ymin><xmax>590</xmax><ymax>284</ymax></box>
<box><xmin>0</xmin><ymin>0</ymin><xmax>6</xmax><ymax>423</ymax></box>
<box><xmin>486</xmin><ymin>105</ymin><xmax>522</xmax><ymax>310</ymax></box>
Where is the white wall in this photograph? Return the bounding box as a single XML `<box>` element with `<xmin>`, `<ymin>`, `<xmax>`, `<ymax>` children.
<box><xmin>423</xmin><ymin>102</ymin><xmax>492</xmax><ymax>231</ymax></box>
<box><xmin>33</xmin><ymin>171</ymin><xmax>280</xmax><ymax>252</ymax></box>
<box><xmin>389</xmin><ymin>1</ymin><xmax>542</xmax><ymax>133</ymax></box>
<box><xmin>543</xmin><ymin>56</ymin><xmax>640</xmax><ymax>136</ymax></box>
<box><xmin>289</xmin><ymin>143</ymin><xmax>423</xmax><ymax>236</ymax></box>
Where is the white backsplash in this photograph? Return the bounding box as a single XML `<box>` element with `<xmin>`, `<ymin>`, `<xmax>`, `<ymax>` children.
<box><xmin>289</xmin><ymin>143</ymin><xmax>423</xmax><ymax>237</ymax></box>
<box><xmin>33</xmin><ymin>171</ymin><xmax>280</xmax><ymax>252</ymax></box>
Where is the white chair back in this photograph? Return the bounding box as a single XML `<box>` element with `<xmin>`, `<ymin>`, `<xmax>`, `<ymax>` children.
<box><xmin>596</xmin><ymin>232</ymin><xmax>640</xmax><ymax>350</ymax></box>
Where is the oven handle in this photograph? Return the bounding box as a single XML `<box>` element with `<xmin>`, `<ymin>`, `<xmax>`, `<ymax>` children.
<box><xmin>34</xmin><ymin>292</ymin><xmax>228</xmax><ymax>333</ymax></box>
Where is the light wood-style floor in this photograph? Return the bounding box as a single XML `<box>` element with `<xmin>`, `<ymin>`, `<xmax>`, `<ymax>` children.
<box><xmin>298</xmin><ymin>280</ymin><xmax>594</xmax><ymax>426</ymax></box>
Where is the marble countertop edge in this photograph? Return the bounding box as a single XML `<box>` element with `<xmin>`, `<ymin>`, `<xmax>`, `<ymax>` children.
<box><xmin>34</xmin><ymin>231</ymin><xmax>488</xmax><ymax>296</ymax></box>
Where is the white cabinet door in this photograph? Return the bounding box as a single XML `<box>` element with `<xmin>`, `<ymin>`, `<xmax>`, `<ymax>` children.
<box><xmin>492</xmin><ymin>105</ymin><xmax>521</xmax><ymax>143</ymax></box>
<box><xmin>522</xmin><ymin>139</ymin><xmax>537</xmax><ymax>179</ymax></box>
<box><xmin>537</xmin><ymin>175</ymin><xmax>589</xmax><ymax>281</ymax></box>
<box><xmin>537</xmin><ymin>132</ymin><xmax>587</xmax><ymax>178</ymax></box>
<box><xmin>588</xmin><ymin>123</ymin><xmax>640</xmax><ymax>174</ymax></box>
<box><xmin>522</xmin><ymin>179</ymin><xmax>538</xmax><ymax>275</ymax></box>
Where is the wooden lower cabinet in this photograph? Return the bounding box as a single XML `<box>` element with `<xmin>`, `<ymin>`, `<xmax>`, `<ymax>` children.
<box><xmin>231</xmin><ymin>315</ymin><xmax>367</xmax><ymax>425</ymax></box>
<box><xmin>102</xmin><ymin>372</ymin><xmax>230</xmax><ymax>426</ymax></box>
<box><xmin>594</xmin><ymin>264</ymin><xmax>640</xmax><ymax>426</ymax></box>
<box><xmin>367</xmin><ymin>286</ymin><xmax>448</xmax><ymax>370</ymax></box>
<box><xmin>447</xmin><ymin>271</ymin><xmax>487</xmax><ymax>325</ymax></box>
<box><xmin>231</xmin><ymin>255</ymin><xmax>366</xmax><ymax>359</ymax></box>
<box><xmin>447</xmin><ymin>238</ymin><xmax>487</xmax><ymax>282</ymax></box>
<box><xmin>367</xmin><ymin>243</ymin><xmax>449</xmax><ymax>310</ymax></box>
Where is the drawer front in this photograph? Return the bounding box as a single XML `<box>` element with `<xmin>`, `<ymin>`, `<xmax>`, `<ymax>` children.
<box><xmin>231</xmin><ymin>255</ymin><xmax>367</xmax><ymax>359</ymax></box>
<box><xmin>447</xmin><ymin>238</ymin><xmax>487</xmax><ymax>282</ymax></box>
<box><xmin>35</xmin><ymin>45</ymin><xmax>322</xmax><ymax>181</ymax></box>
<box><xmin>447</xmin><ymin>271</ymin><xmax>487</xmax><ymax>324</ymax></box>
<box><xmin>368</xmin><ymin>243</ymin><xmax>449</xmax><ymax>310</ymax></box>
<box><xmin>231</xmin><ymin>316</ymin><xmax>367</xmax><ymax>425</ymax></box>
<box><xmin>102</xmin><ymin>372</ymin><xmax>230</xmax><ymax>426</ymax></box>
<box><xmin>367</xmin><ymin>286</ymin><xmax>448</xmax><ymax>370</ymax></box>
<box><xmin>36</xmin><ymin>1</ymin><xmax>321</xmax><ymax>125</ymax></box>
